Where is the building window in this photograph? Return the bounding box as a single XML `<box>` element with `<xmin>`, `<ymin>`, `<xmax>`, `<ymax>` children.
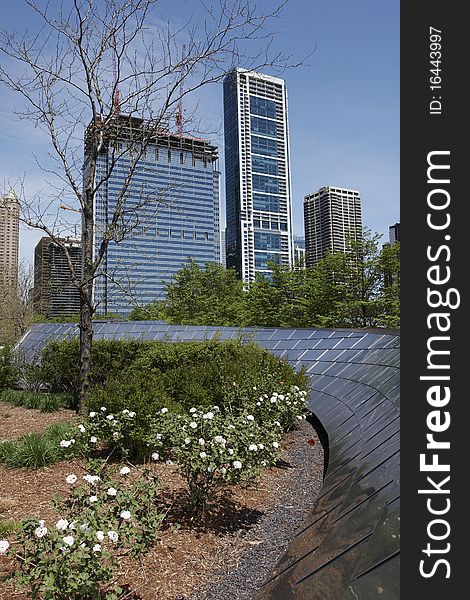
<box><xmin>251</xmin><ymin>155</ymin><xmax>279</xmax><ymax>176</ymax></box>
<box><xmin>252</xmin><ymin>174</ymin><xmax>279</xmax><ymax>194</ymax></box>
<box><xmin>250</xmin><ymin>116</ymin><xmax>277</xmax><ymax>138</ymax></box>
<box><xmin>250</xmin><ymin>96</ymin><xmax>277</xmax><ymax>119</ymax></box>
<box><xmin>254</xmin><ymin>251</ymin><xmax>282</xmax><ymax>269</ymax></box>
<box><xmin>254</xmin><ymin>231</ymin><xmax>281</xmax><ymax>251</ymax></box>
<box><xmin>253</xmin><ymin>194</ymin><xmax>280</xmax><ymax>212</ymax></box>
<box><xmin>251</xmin><ymin>135</ymin><xmax>278</xmax><ymax>157</ymax></box>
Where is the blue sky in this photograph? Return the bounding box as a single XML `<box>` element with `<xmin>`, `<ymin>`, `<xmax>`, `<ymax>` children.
<box><xmin>0</xmin><ymin>0</ymin><xmax>399</xmax><ymax>262</ymax></box>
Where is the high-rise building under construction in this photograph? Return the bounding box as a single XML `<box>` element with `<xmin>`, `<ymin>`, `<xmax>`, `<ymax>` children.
<box><xmin>87</xmin><ymin>115</ymin><xmax>221</xmax><ymax>316</ymax></box>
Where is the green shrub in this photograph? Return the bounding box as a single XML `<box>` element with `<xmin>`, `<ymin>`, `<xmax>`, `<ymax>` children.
<box><xmin>39</xmin><ymin>338</ymin><xmax>307</xmax><ymax>397</ymax></box>
<box><xmin>40</xmin><ymin>338</ymin><xmax>151</xmax><ymax>395</ymax></box>
<box><xmin>38</xmin><ymin>338</ymin><xmax>309</xmax><ymax>453</ymax></box>
<box><xmin>0</xmin><ymin>346</ymin><xmax>18</xmax><ymax>392</ymax></box>
<box><xmin>0</xmin><ymin>422</ymin><xmax>76</xmax><ymax>468</ymax></box>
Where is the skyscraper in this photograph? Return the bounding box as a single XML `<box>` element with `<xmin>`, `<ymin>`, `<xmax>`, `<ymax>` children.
<box><xmin>0</xmin><ymin>191</ymin><xmax>20</xmax><ymax>290</ymax></box>
<box><xmin>304</xmin><ymin>186</ymin><xmax>362</xmax><ymax>267</ymax></box>
<box><xmin>88</xmin><ymin>115</ymin><xmax>220</xmax><ymax>316</ymax></box>
<box><xmin>220</xmin><ymin>228</ymin><xmax>226</xmax><ymax>267</ymax></box>
<box><xmin>389</xmin><ymin>222</ymin><xmax>400</xmax><ymax>243</ymax></box>
<box><xmin>223</xmin><ymin>68</ymin><xmax>293</xmax><ymax>283</ymax></box>
<box><xmin>33</xmin><ymin>237</ymin><xmax>82</xmax><ymax>318</ymax></box>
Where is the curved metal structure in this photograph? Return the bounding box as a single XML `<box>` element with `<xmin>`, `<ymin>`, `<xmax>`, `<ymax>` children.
<box><xmin>17</xmin><ymin>322</ymin><xmax>400</xmax><ymax>599</ymax></box>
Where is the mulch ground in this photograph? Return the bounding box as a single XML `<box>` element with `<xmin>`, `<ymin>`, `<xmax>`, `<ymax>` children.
<box><xmin>0</xmin><ymin>405</ymin><xmax>323</xmax><ymax>600</ymax></box>
<box><xmin>0</xmin><ymin>401</ymin><xmax>78</xmax><ymax>442</ymax></box>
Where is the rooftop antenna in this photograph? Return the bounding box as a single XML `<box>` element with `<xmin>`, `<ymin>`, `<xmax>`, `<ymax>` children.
<box><xmin>176</xmin><ymin>44</ymin><xmax>186</xmax><ymax>136</ymax></box>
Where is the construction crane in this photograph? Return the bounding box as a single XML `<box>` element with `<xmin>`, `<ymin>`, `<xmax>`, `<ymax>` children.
<box><xmin>176</xmin><ymin>44</ymin><xmax>186</xmax><ymax>136</ymax></box>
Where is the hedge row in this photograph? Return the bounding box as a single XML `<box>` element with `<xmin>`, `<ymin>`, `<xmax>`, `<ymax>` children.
<box><xmin>39</xmin><ymin>338</ymin><xmax>309</xmax><ymax>417</ymax></box>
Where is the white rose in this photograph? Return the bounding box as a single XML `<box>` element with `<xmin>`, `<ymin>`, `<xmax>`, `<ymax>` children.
<box><xmin>246</xmin><ymin>415</ymin><xmax>255</xmax><ymax>421</ymax></box>
<box><xmin>120</xmin><ymin>510</ymin><xmax>131</xmax><ymax>520</ymax></box>
<box><xmin>203</xmin><ymin>412</ymin><xmax>214</xmax><ymax>420</ymax></box>
<box><xmin>248</xmin><ymin>444</ymin><xmax>258</xmax><ymax>451</ymax></box>
<box><xmin>78</xmin><ymin>424</ymin><xmax>86</xmax><ymax>433</ymax></box>
<box><xmin>34</xmin><ymin>526</ymin><xmax>48</xmax><ymax>538</ymax></box>
<box><xmin>0</xmin><ymin>540</ymin><xmax>10</xmax><ymax>554</ymax></box>
<box><xmin>151</xmin><ymin>452</ymin><xmax>159</xmax><ymax>461</ymax></box>
<box><xmin>90</xmin><ymin>436</ymin><xmax>97</xmax><ymax>444</ymax></box>
<box><xmin>66</xmin><ymin>474</ymin><xmax>77</xmax><ymax>485</ymax></box>
<box><xmin>56</xmin><ymin>519</ymin><xmax>69</xmax><ymax>531</ymax></box>
<box><xmin>106</xmin><ymin>414</ymin><xmax>114</xmax><ymax>421</ymax></box>
<box><xmin>161</xmin><ymin>407</ymin><xmax>168</xmax><ymax>414</ymax></box>
<box><xmin>189</xmin><ymin>407</ymin><xmax>197</xmax><ymax>413</ymax></box>
<box><xmin>96</xmin><ymin>531</ymin><xmax>105</xmax><ymax>541</ymax></box>
<box><xmin>93</xmin><ymin>544</ymin><xmax>102</xmax><ymax>552</ymax></box>
<box><xmin>89</xmin><ymin>496</ymin><xmax>98</xmax><ymax>503</ymax></box>
<box><xmin>272</xmin><ymin>441</ymin><xmax>279</xmax><ymax>449</ymax></box>
<box><xmin>107</xmin><ymin>487</ymin><xmax>117</xmax><ymax>496</ymax></box>
<box><xmin>198</xmin><ymin>438</ymin><xmax>205</xmax><ymax>446</ymax></box>
<box><xmin>189</xmin><ymin>422</ymin><xmax>197</xmax><ymax>429</ymax></box>
<box><xmin>233</xmin><ymin>461</ymin><xmax>242</xmax><ymax>469</ymax></box>
<box><xmin>89</xmin><ymin>411</ymin><xmax>96</xmax><ymax>417</ymax></box>
<box><xmin>107</xmin><ymin>530</ymin><xmax>118</xmax><ymax>543</ymax></box>
<box><xmin>62</xmin><ymin>535</ymin><xmax>74</xmax><ymax>546</ymax></box>
<box><xmin>120</xmin><ymin>466</ymin><xmax>130</xmax><ymax>475</ymax></box>
<box><xmin>199</xmin><ymin>452</ymin><xmax>207</xmax><ymax>459</ymax></box>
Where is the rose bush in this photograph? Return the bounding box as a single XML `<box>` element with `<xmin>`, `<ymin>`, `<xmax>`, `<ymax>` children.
<box><xmin>3</xmin><ymin>465</ymin><xmax>165</xmax><ymax>599</ymax></box>
<box><xmin>147</xmin><ymin>405</ymin><xmax>284</xmax><ymax>512</ymax></box>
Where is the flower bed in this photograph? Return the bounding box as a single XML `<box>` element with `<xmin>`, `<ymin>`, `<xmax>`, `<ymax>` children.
<box><xmin>0</xmin><ymin>418</ymin><xmax>323</xmax><ymax>599</ymax></box>
<box><xmin>0</xmin><ymin>339</ymin><xmax>319</xmax><ymax>599</ymax></box>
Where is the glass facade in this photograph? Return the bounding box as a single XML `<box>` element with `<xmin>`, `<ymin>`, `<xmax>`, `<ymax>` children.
<box><xmin>91</xmin><ymin>121</ymin><xmax>220</xmax><ymax>316</ymax></box>
<box><xmin>224</xmin><ymin>68</ymin><xmax>293</xmax><ymax>283</ymax></box>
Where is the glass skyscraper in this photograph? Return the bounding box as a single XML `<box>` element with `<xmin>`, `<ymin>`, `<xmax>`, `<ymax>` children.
<box><xmin>87</xmin><ymin>115</ymin><xmax>220</xmax><ymax>316</ymax></box>
<box><xmin>223</xmin><ymin>68</ymin><xmax>293</xmax><ymax>283</ymax></box>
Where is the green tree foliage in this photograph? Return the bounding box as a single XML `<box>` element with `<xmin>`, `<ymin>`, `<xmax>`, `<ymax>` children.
<box><xmin>136</xmin><ymin>231</ymin><xmax>400</xmax><ymax>329</ymax></box>
<box><xmin>379</xmin><ymin>241</ymin><xmax>400</xmax><ymax>328</ymax></box>
<box><xmin>129</xmin><ymin>302</ymin><xmax>166</xmax><ymax>321</ymax></box>
<box><xmin>163</xmin><ymin>259</ymin><xmax>246</xmax><ymax>326</ymax></box>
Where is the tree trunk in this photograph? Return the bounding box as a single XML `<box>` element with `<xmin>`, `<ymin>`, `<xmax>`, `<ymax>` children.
<box><xmin>79</xmin><ymin>291</ymin><xmax>93</xmax><ymax>415</ymax></box>
<box><xmin>78</xmin><ymin>187</ymin><xmax>95</xmax><ymax>415</ymax></box>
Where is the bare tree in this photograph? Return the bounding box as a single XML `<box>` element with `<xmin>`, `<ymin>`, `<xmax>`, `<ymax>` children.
<box><xmin>0</xmin><ymin>0</ymin><xmax>299</xmax><ymax>413</ymax></box>
<box><xmin>0</xmin><ymin>261</ymin><xmax>35</xmax><ymax>344</ymax></box>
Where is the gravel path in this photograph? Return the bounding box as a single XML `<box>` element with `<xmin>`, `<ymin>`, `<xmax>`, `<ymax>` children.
<box><xmin>191</xmin><ymin>419</ymin><xmax>324</xmax><ymax>600</ymax></box>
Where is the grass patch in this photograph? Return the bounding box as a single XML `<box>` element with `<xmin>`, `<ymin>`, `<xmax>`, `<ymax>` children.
<box><xmin>0</xmin><ymin>422</ymin><xmax>76</xmax><ymax>468</ymax></box>
<box><xmin>0</xmin><ymin>389</ymin><xmax>76</xmax><ymax>412</ymax></box>
<box><xmin>0</xmin><ymin>519</ymin><xmax>18</xmax><ymax>537</ymax></box>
